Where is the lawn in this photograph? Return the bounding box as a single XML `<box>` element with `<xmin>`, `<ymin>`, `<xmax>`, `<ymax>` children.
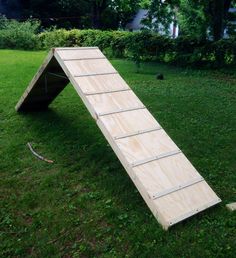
<box><xmin>0</xmin><ymin>50</ymin><xmax>235</xmax><ymax>258</ymax></box>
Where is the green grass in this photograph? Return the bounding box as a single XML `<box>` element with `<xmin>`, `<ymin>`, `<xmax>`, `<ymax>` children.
<box><xmin>0</xmin><ymin>50</ymin><xmax>235</xmax><ymax>258</ymax></box>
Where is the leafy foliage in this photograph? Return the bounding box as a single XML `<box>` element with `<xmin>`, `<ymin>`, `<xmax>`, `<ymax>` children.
<box><xmin>142</xmin><ymin>0</ymin><xmax>179</xmax><ymax>34</ymax></box>
<box><xmin>0</xmin><ymin>17</ymin><xmax>236</xmax><ymax>67</ymax></box>
<box><xmin>2</xmin><ymin>0</ymin><xmax>141</xmax><ymax>29</ymax></box>
<box><xmin>178</xmin><ymin>0</ymin><xmax>208</xmax><ymax>39</ymax></box>
<box><xmin>0</xmin><ymin>16</ymin><xmax>40</xmax><ymax>49</ymax></box>
<box><xmin>38</xmin><ymin>29</ymin><xmax>236</xmax><ymax>67</ymax></box>
<box><xmin>144</xmin><ymin>0</ymin><xmax>236</xmax><ymax>41</ymax></box>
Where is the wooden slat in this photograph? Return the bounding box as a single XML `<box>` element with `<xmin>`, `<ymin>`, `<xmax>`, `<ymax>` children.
<box><xmin>99</xmin><ymin>109</ymin><xmax>161</xmax><ymax>138</ymax></box>
<box><xmin>131</xmin><ymin>149</ymin><xmax>182</xmax><ymax>167</ymax></box>
<box><xmin>56</xmin><ymin>48</ymin><xmax>105</xmax><ymax>60</ymax></box>
<box><xmin>86</xmin><ymin>90</ymin><xmax>144</xmax><ymax>116</ymax></box>
<box><xmin>85</xmin><ymin>88</ymin><xmax>131</xmax><ymax>96</ymax></box>
<box><xmin>98</xmin><ymin>106</ymin><xmax>146</xmax><ymax>117</ymax></box>
<box><xmin>74</xmin><ymin>73</ymin><xmax>130</xmax><ymax>95</ymax></box>
<box><xmin>133</xmin><ymin>153</ymin><xmax>202</xmax><ymax>198</ymax></box>
<box><xmin>56</xmin><ymin>47</ymin><xmax>99</xmax><ymax>50</ymax></box>
<box><xmin>152</xmin><ymin>181</ymin><xmax>221</xmax><ymax>226</ymax></box>
<box><xmin>168</xmin><ymin>198</ymin><xmax>220</xmax><ymax>226</ymax></box>
<box><xmin>114</xmin><ymin>126</ymin><xmax>162</xmax><ymax>140</ymax></box>
<box><xmin>116</xmin><ymin>130</ymin><xmax>179</xmax><ymax>164</ymax></box>
<box><xmin>63</xmin><ymin>59</ymin><xmax>117</xmax><ymax>77</ymax></box>
<box><xmin>74</xmin><ymin>72</ymin><xmax>118</xmax><ymax>78</ymax></box>
<box><xmin>151</xmin><ymin>176</ymin><xmax>204</xmax><ymax>199</ymax></box>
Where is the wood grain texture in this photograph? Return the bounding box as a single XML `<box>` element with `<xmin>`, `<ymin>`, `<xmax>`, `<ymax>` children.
<box><xmin>99</xmin><ymin>109</ymin><xmax>161</xmax><ymax>137</ymax></box>
<box><xmin>133</xmin><ymin>153</ymin><xmax>202</xmax><ymax>198</ymax></box>
<box><xmin>116</xmin><ymin>130</ymin><xmax>178</xmax><ymax>164</ymax></box>
<box><xmin>74</xmin><ymin>73</ymin><xmax>130</xmax><ymax>94</ymax></box>
<box><xmin>64</xmin><ymin>59</ymin><xmax>116</xmax><ymax>76</ymax></box>
<box><xmin>153</xmin><ymin>181</ymin><xmax>220</xmax><ymax>225</ymax></box>
<box><xmin>16</xmin><ymin>47</ymin><xmax>221</xmax><ymax>229</ymax></box>
<box><xmin>56</xmin><ymin>48</ymin><xmax>105</xmax><ymax>60</ymax></box>
<box><xmin>87</xmin><ymin>90</ymin><xmax>144</xmax><ymax>115</ymax></box>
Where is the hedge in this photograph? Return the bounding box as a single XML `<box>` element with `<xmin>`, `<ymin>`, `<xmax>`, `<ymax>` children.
<box><xmin>0</xmin><ymin>19</ymin><xmax>235</xmax><ymax>67</ymax></box>
<box><xmin>38</xmin><ymin>29</ymin><xmax>236</xmax><ymax>67</ymax></box>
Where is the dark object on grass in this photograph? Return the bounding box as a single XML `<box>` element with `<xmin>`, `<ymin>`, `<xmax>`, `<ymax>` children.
<box><xmin>27</xmin><ymin>142</ymin><xmax>54</xmax><ymax>163</ymax></box>
<box><xmin>156</xmin><ymin>73</ymin><xmax>164</xmax><ymax>80</ymax></box>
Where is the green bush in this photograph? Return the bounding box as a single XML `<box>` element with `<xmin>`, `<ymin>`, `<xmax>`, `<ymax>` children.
<box><xmin>110</xmin><ymin>31</ymin><xmax>130</xmax><ymax>57</ymax></box>
<box><xmin>38</xmin><ymin>29</ymin><xmax>236</xmax><ymax>67</ymax></box>
<box><xmin>210</xmin><ymin>38</ymin><xmax>236</xmax><ymax>66</ymax></box>
<box><xmin>0</xmin><ymin>16</ymin><xmax>40</xmax><ymax>50</ymax></box>
<box><xmin>0</xmin><ymin>18</ymin><xmax>235</xmax><ymax>67</ymax></box>
<box><xmin>38</xmin><ymin>29</ymin><xmax>72</xmax><ymax>49</ymax></box>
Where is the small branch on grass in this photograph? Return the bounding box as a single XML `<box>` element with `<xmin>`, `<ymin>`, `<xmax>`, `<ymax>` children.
<box><xmin>27</xmin><ymin>142</ymin><xmax>54</xmax><ymax>163</ymax></box>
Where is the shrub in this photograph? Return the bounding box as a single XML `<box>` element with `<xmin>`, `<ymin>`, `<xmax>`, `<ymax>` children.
<box><xmin>0</xmin><ymin>18</ymin><xmax>235</xmax><ymax>68</ymax></box>
<box><xmin>211</xmin><ymin>38</ymin><xmax>236</xmax><ymax>66</ymax></box>
<box><xmin>38</xmin><ymin>29</ymin><xmax>72</xmax><ymax>49</ymax></box>
<box><xmin>39</xmin><ymin>29</ymin><xmax>236</xmax><ymax>67</ymax></box>
<box><xmin>0</xmin><ymin>16</ymin><xmax>40</xmax><ymax>50</ymax></box>
<box><xmin>110</xmin><ymin>31</ymin><xmax>130</xmax><ymax>57</ymax></box>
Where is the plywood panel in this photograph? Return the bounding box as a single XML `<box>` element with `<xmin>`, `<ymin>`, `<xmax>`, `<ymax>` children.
<box><xmin>56</xmin><ymin>48</ymin><xmax>105</xmax><ymax>60</ymax></box>
<box><xmin>86</xmin><ymin>90</ymin><xmax>144</xmax><ymax>115</ymax></box>
<box><xmin>74</xmin><ymin>73</ymin><xmax>130</xmax><ymax>94</ymax></box>
<box><xmin>133</xmin><ymin>153</ymin><xmax>201</xmax><ymax>197</ymax></box>
<box><xmin>99</xmin><ymin>109</ymin><xmax>161</xmax><ymax>137</ymax></box>
<box><xmin>116</xmin><ymin>130</ymin><xmax>178</xmax><ymax>164</ymax></box>
<box><xmin>64</xmin><ymin>59</ymin><xmax>116</xmax><ymax>76</ymax></box>
<box><xmin>153</xmin><ymin>181</ymin><xmax>220</xmax><ymax>225</ymax></box>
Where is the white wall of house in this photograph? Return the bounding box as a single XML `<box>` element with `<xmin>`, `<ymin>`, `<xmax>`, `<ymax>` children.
<box><xmin>125</xmin><ymin>9</ymin><xmax>179</xmax><ymax>38</ymax></box>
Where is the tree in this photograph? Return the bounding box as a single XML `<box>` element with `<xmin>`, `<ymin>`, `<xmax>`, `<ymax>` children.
<box><xmin>18</xmin><ymin>0</ymin><xmax>90</xmax><ymax>28</ymax></box>
<box><xmin>178</xmin><ymin>0</ymin><xmax>208</xmax><ymax>39</ymax></box>
<box><xmin>179</xmin><ymin>0</ymin><xmax>235</xmax><ymax>40</ymax></box>
<box><xmin>141</xmin><ymin>0</ymin><xmax>180</xmax><ymax>34</ymax></box>
<box><xmin>227</xmin><ymin>1</ymin><xmax>236</xmax><ymax>36</ymax></box>
<box><xmin>109</xmin><ymin>0</ymin><xmax>141</xmax><ymax>28</ymax></box>
<box><xmin>2</xmin><ymin>0</ymin><xmax>141</xmax><ymax>29</ymax></box>
<box><xmin>207</xmin><ymin>0</ymin><xmax>234</xmax><ymax>40</ymax></box>
<box><xmin>89</xmin><ymin>0</ymin><xmax>141</xmax><ymax>29</ymax></box>
<box><xmin>145</xmin><ymin>0</ymin><xmax>236</xmax><ymax>40</ymax></box>
<box><xmin>89</xmin><ymin>0</ymin><xmax>108</xmax><ymax>29</ymax></box>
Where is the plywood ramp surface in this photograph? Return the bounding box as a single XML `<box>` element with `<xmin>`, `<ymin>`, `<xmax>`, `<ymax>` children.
<box><xmin>16</xmin><ymin>47</ymin><xmax>221</xmax><ymax>229</ymax></box>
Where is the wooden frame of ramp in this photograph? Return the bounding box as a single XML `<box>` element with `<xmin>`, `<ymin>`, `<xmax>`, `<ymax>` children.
<box><xmin>16</xmin><ymin>47</ymin><xmax>221</xmax><ymax>229</ymax></box>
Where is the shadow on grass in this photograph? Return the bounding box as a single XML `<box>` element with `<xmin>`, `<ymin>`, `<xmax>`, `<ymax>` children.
<box><xmin>18</xmin><ymin>107</ymin><xmax>144</xmax><ymax>211</ymax></box>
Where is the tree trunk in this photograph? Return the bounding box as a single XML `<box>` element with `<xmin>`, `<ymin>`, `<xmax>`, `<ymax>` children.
<box><xmin>92</xmin><ymin>4</ymin><xmax>101</xmax><ymax>29</ymax></box>
<box><xmin>91</xmin><ymin>0</ymin><xmax>108</xmax><ymax>29</ymax></box>
<box><xmin>211</xmin><ymin>0</ymin><xmax>232</xmax><ymax>41</ymax></box>
<box><xmin>212</xmin><ymin>0</ymin><xmax>224</xmax><ymax>40</ymax></box>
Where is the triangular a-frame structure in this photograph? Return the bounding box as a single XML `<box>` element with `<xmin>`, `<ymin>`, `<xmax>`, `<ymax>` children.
<box><xmin>16</xmin><ymin>47</ymin><xmax>221</xmax><ymax>229</ymax></box>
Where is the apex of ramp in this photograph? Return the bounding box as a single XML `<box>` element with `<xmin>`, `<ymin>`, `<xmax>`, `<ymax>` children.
<box><xmin>54</xmin><ymin>47</ymin><xmax>99</xmax><ymax>50</ymax></box>
<box><xmin>15</xmin><ymin>47</ymin><xmax>221</xmax><ymax>229</ymax></box>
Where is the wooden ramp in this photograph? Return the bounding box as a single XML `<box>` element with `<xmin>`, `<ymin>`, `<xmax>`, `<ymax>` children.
<box><xmin>16</xmin><ymin>47</ymin><xmax>221</xmax><ymax>229</ymax></box>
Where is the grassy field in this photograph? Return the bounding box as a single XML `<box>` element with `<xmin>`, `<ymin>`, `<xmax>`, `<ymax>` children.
<box><xmin>0</xmin><ymin>50</ymin><xmax>235</xmax><ymax>258</ymax></box>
